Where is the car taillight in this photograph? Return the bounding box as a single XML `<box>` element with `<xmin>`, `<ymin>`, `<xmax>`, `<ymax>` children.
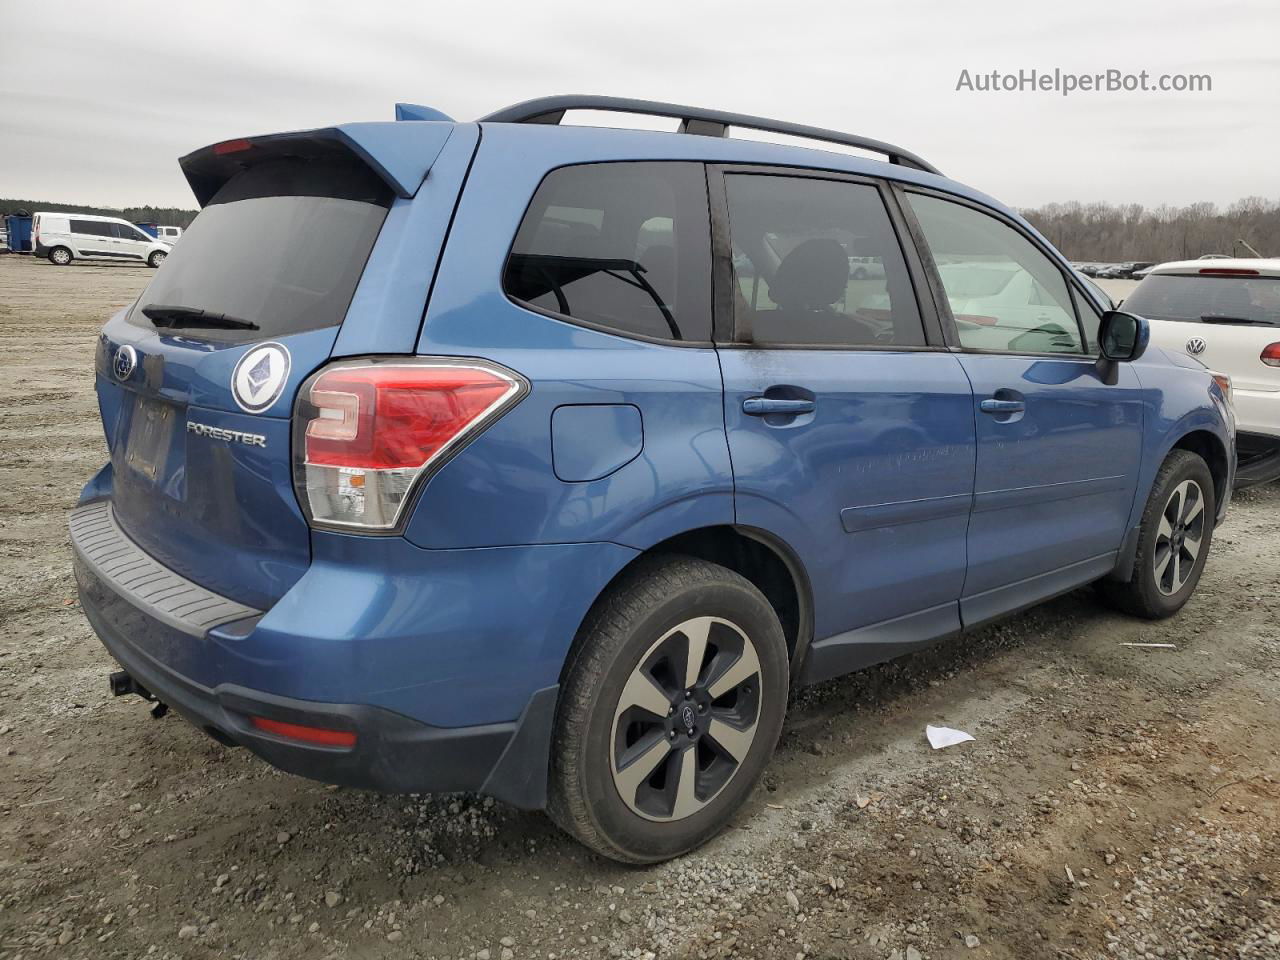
<box><xmin>293</xmin><ymin>358</ymin><xmax>526</xmax><ymax>531</ymax></box>
<box><xmin>1262</xmin><ymin>343</ymin><xmax>1280</xmax><ymax>368</ymax></box>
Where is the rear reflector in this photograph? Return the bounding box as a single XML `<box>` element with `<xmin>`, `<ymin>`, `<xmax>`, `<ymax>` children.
<box><xmin>1262</xmin><ymin>343</ymin><xmax>1280</xmax><ymax>368</ymax></box>
<box><xmin>1199</xmin><ymin>267</ymin><xmax>1259</xmax><ymax>276</ymax></box>
<box><xmin>294</xmin><ymin>359</ymin><xmax>527</xmax><ymax>531</ymax></box>
<box><xmin>250</xmin><ymin>716</ymin><xmax>356</xmax><ymax>748</ymax></box>
<box><xmin>212</xmin><ymin>138</ymin><xmax>253</xmax><ymax>155</ymax></box>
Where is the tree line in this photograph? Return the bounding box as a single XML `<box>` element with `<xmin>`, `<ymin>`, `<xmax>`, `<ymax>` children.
<box><xmin>1</xmin><ymin>199</ymin><xmax>198</xmax><ymax>228</ymax></box>
<box><xmin>6</xmin><ymin>194</ymin><xmax>1278</xmax><ymax>264</ymax></box>
<box><xmin>1020</xmin><ymin>197</ymin><xmax>1278</xmax><ymax>263</ymax></box>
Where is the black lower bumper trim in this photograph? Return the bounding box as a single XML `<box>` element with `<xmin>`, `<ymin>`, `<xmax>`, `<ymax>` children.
<box><xmin>81</xmin><ymin>575</ymin><xmax>557</xmax><ymax>808</ymax></box>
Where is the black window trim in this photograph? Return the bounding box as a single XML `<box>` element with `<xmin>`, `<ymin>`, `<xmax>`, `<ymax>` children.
<box><xmin>500</xmin><ymin>159</ymin><xmax>716</xmax><ymax>349</ymax></box>
<box><xmin>896</xmin><ymin>183</ymin><xmax>1102</xmax><ymax>360</ymax></box>
<box><xmin>707</xmin><ymin>163</ymin><xmax>947</xmax><ymax>352</ymax></box>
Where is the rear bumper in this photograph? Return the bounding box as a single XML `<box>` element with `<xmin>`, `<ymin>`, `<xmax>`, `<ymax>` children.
<box><xmin>76</xmin><ymin>554</ymin><xmax>557</xmax><ymax>807</ymax></box>
<box><xmin>71</xmin><ymin>499</ymin><xmax>638</xmax><ymax>807</ymax></box>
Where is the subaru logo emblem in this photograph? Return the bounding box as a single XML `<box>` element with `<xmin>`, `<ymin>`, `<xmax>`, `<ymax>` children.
<box><xmin>231</xmin><ymin>342</ymin><xmax>291</xmax><ymax>414</ymax></box>
<box><xmin>1186</xmin><ymin>337</ymin><xmax>1207</xmax><ymax>356</ymax></box>
<box><xmin>112</xmin><ymin>344</ymin><xmax>137</xmax><ymax>381</ymax></box>
<box><xmin>680</xmin><ymin>705</ymin><xmax>697</xmax><ymax>730</ymax></box>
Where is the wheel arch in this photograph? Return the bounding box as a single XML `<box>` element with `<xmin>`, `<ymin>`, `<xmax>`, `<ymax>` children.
<box><xmin>563</xmin><ymin>524</ymin><xmax>815</xmax><ymax>686</ymax></box>
<box><xmin>1111</xmin><ymin>425</ymin><xmax>1231</xmax><ymax>584</ymax></box>
<box><xmin>1169</xmin><ymin>428</ymin><xmax>1230</xmax><ymax>515</ymax></box>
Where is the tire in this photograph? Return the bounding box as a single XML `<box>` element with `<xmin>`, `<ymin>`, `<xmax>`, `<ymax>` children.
<box><xmin>147</xmin><ymin>250</ymin><xmax>166</xmax><ymax>268</ymax></box>
<box><xmin>548</xmin><ymin>554</ymin><xmax>789</xmax><ymax>863</ymax></box>
<box><xmin>48</xmin><ymin>246</ymin><xmax>72</xmax><ymax>266</ymax></box>
<box><xmin>1099</xmin><ymin>449</ymin><xmax>1215</xmax><ymax>619</ymax></box>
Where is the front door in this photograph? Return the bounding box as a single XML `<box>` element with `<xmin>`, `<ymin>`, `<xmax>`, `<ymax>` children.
<box><xmin>903</xmin><ymin>190</ymin><xmax>1144</xmax><ymax>624</ymax></box>
<box><xmin>712</xmin><ymin>169</ymin><xmax>976</xmax><ymax>680</ymax></box>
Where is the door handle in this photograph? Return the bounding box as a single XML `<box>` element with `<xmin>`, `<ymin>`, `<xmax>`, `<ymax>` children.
<box><xmin>979</xmin><ymin>398</ymin><xmax>1025</xmax><ymax>415</ymax></box>
<box><xmin>743</xmin><ymin>397</ymin><xmax>816</xmax><ymax>416</ymax></box>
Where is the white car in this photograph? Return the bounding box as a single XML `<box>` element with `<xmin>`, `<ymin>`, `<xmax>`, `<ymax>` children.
<box><xmin>33</xmin><ymin>211</ymin><xmax>172</xmax><ymax>268</ymax></box>
<box><xmin>1124</xmin><ymin>259</ymin><xmax>1280</xmax><ymax>486</ymax></box>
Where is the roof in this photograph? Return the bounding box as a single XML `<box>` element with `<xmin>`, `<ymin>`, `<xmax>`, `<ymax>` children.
<box><xmin>32</xmin><ymin>211</ymin><xmax>133</xmax><ymax>223</ymax></box>
<box><xmin>1147</xmin><ymin>258</ymin><xmax>1280</xmax><ymax>277</ymax></box>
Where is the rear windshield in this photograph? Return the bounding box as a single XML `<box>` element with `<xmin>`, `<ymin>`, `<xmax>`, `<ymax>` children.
<box><xmin>1124</xmin><ymin>274</ymin><xmax>1280</xmax><ymax>327</ymax></box>
<box><xmin>129</xmin><ymin>156</ymin><xmax>391</xmax><ymax>342</ymax></box>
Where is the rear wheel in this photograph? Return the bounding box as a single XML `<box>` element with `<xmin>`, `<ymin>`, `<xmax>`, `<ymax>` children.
<box><xmin>147</xmin><ymin>250</ymin><xmax>166</xmax><ymax>268</ymax></box>
<box><xmin>549</xmin><ymin>555</ymin><xmax>788</xmax><ymax>863</ymax></box>
<box><xmin>1099</xmin><ymin>449</ymin><xmax>1215</xmax><ymax>619</ymax></box>
<box><xmin>48</xmin><ymin>246</ymin><xmax>72</xmax><ymax>266</ymax></box>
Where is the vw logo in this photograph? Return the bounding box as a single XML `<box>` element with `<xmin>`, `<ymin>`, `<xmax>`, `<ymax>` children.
<box><xmin>1186</xmin><ymin>337</ymin><xmax>1207</xmax><ymax>356</ymax></box>
<box><xmin>231</xmin><ymin>342</ymin><xmax>291</xmax><ymax>414</ymax></box>
<box><xmin>112</xmin><ymin>344</ymin><xmax>137</xmax><ymax>381</ymax></box>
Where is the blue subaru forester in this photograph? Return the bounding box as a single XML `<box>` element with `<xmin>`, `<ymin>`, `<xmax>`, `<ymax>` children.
<box><xmin>73</xmin><ymin>96</ymin><xmax>1234</xmax><ymax>863</ymax></box>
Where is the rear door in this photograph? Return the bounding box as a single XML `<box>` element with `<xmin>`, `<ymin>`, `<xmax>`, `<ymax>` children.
<box><xmin>902</xmin><ymin>189</ymin><xmax>1144</xmax><ymax>623</ymax></box>
<box><xmin>70</xmin><ymin>218</ymin><xmax>115</xmax><ymax>259</ymax></box>
<box><xmin>712</xmin><ymin>168</ymin><xmax>976</xmax><ymax>678</ymax></box>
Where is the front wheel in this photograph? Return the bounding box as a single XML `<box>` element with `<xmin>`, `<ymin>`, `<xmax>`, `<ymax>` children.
<box><xmin>147</xmin><ymin>250</ymin><xmax>166</xmax><ymax>268</ymax></box>
<box><xmin>48</xmin><ymin>246</ymin><xmax>72</xmax><ymax>266</ymax></box>
<box><xmin>549</xmin><ymin>555</ymin><xmax>789</xmax><ymax>863</ymax></box>
<box><xmin>1099</xmin><ymin>449</ymin><xmax>1215</xmax><ymax>619</ymax></box>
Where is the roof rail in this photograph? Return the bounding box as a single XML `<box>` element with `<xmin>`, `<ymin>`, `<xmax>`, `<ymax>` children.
<box><xmin>478</xmin><ymin>95</ymin><xmax>941</xmax><ymax>176</ymax></box>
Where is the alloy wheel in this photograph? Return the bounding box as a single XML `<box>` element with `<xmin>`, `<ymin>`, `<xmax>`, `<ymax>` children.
<box><xmin>609</xmin><ymin>616</ymin><xmax>762</xmax><ymax>822</ymax></box>
<box><xmin>1154</xmin><ymin>478</ymin><xmax>1205</xmax><ymax>596</ymax></box>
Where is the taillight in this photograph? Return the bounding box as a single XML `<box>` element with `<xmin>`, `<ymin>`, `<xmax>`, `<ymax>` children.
<box><xmin>293</xmin><ymin>358</ymin><xmax>527</xmax><ymax>531</ymax></box>
<box><xmin>1198</xmin><ymin>267</ymin><xmax>1259</xmax><ymax>276</ymax></box>
<box><xmin>1262</xmin><ymin>343</ymin><xmax>1280</xmax><ymax>368</ymax></box>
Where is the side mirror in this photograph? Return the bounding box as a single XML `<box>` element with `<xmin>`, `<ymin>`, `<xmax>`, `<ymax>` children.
<box><xmin>1096</xmin><ymin>310</ymin><xmax>1149</xmax><ymax>384</ymax></box>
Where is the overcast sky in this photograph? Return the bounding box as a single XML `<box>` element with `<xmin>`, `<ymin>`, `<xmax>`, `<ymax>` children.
<box><xmin>2</xmin><ymin>0</ymin><xmax>1276</xmax><ymax>211</ymax></box>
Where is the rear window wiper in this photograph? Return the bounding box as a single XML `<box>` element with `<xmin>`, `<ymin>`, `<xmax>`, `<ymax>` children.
<box><xmin>142</xmin><ymin>304</ymin><xmax>260</xmax><ymax>331</ymax></box>
<box><xmin>1200</xmin><ymin>314</ymin><xmax>1276</xmax><ymax>326</ymax></box>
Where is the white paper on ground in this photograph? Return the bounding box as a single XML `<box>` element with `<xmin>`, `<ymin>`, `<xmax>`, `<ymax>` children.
<box><xmin>926</xmin><ymin>725</ymin><xmax>975</xmax><ymax>749</ymax></box>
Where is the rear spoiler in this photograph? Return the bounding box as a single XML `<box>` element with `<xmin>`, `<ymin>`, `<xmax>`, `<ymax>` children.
<box><xmin>179</xmin><ymin>121</ymin><xmax>456</xmax><ymax>207</ymax></box>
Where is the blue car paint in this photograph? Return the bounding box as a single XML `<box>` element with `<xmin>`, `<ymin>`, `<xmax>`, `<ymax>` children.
<box><xmin>956</xmin><ymin>353</ymin><xmax>1145</xmax><ymax>598</ymax></box>
<box><xmin>332</xmin><ymin>124</ymin><xmax>480</xmax><ymax>357</ymax></box>
<box><xmin>719</xmin><ymin>348</ymin><xmax>975</xmax><ymax>643</ymax></box>
<box><xmin>75</xmin><ymin>112</ymin><xmax>1235</xmax><ymax>796</ymax></box>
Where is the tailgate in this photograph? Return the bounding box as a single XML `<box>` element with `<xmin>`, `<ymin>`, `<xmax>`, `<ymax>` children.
<box><xmin>93</xmin><ymin>130</ymin><xmax>448</xmax><ymax>611</ymax></box>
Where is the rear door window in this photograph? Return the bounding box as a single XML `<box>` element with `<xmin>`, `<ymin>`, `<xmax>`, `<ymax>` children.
<box><xmin>503</xmin><ymin>162</ymin><xmax>712</xmax><ymax>342</ymax></box>
<box><xmin>129</xmin><ymin>156</ymin><xmax>392</xmax><ymax>343</ymax></box>
<box><xmin>723</xmin><ymin>174</ymin><xmax>925</xmax><ymax>347</ymax></box>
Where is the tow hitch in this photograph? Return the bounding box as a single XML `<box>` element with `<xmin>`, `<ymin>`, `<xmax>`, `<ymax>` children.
<box><xmin>108</xmin><ymin>671</ymin><xmax>169</xmax><ymax>718</ymax></box>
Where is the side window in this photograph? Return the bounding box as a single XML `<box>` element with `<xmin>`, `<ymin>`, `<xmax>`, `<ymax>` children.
<box><xmin>113</xmin><ymin>223</ymin><xmax>144</xmax><ymax>241</ymax></box>
<box><xmin>70</xmin><ymin>219</ymin><xmax>105</xmax><ymax>237</ymax></box>
<box><xmin>907</xmin><ymin>193</ymin><xmax>1084</xmax><ymax>355</ymax></box>
<box><xmin>724</xmin><ymin>175</ymin><xmax>924</xmax><ymax>347</ymax></box>
<box><xmin>503</xmin><ymin>162</ymin><xmax>711</xmax><ymax>342</ymax></box>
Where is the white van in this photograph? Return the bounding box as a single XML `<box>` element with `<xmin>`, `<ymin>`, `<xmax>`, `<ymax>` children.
<box><xmin>33</xmin><ymin>212</ymin><xmax>172</xmax><ymax>268</ymax></box>
<box><xmin>154</xmin><ymin>224</ymin><xmax>183</xmax><ymax>244</ymax></box>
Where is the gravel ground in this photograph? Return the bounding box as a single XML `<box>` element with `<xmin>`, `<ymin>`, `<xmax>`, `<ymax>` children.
<box><xmin>1</xmin><ymin>255</ymin><xmax>1277</xmax><ymax>960</ymax></box>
